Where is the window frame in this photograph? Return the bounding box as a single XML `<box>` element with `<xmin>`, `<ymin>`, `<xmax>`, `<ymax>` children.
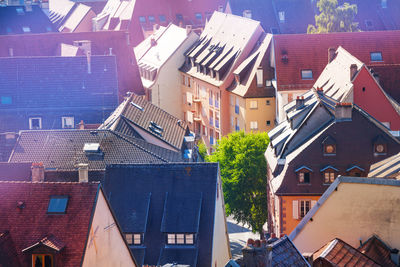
<box><xmin>301</xmin><ymin>69</ymin><xmax>313</xmax><ymax>80</ymax></box>
<box><xmin>374</xmin><ymin>143</ymin><xmax>387</xmax><ymax>155</ymax></box>
<box><xmin>62</xmin><ymin>116</ymin><xmax>74</xmax><ymax>129</ymax></box>
<box><xmin>250</xmin><ymin>100</ymin><xmax>258</xmax><ymax>109</ymax></box>
<box><xmin>47</xmin><ymin>195</ymin><xmax>69</xmax><ymax>214</ymax></box>
<box><xmin>370</xmin><ymin>52</ymin><xmax>383</xmax><ymax>62</ymax></box>
<box><xmin>29</xmin><ymin>117</ymin><xmax>42</xmax><ymax>130</ymax></box>
<box><xmin>299</xmin><ymin>200</ymin><xmax>311</xmax><ymax>218</ymax></box>
<box><xmin>166</xmin><ymin>233</ymin><xmax>195</xmax><ymax>245</ymax></box>
<box><xmin>32</xmin><ymin>254</ymin><xmax>53</xmax><ymax>267</ymax></box>
<box><xmin>1</xmin><ymin>96</ymin><xmax>12</xmax><ymax>104</ymax></box>
<box><xmin>250</xmin><ymin>121</ymin><xmax>258</xmax><ymax>130</ymax></box>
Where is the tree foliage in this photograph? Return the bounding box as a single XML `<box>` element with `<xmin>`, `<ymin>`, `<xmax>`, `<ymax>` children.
<box><xmin>207</xmin><ymin>131</ymin><xmax>269</xmax><ymax>235</ymax></box>
<box><xmin>197</xmin><ymin>140</ymin><xmax>208</xmax><ymax>160</ymax></box>
<box><xmin>308</xmin><ymin>0</ymin><xmax>359</xmax><ymax>33</ymax></box>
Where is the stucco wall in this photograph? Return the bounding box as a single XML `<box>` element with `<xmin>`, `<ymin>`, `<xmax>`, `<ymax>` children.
<box><xmin>82</xmin><ymin>190</ymin><xmax>136</xmax><ymax>267</ymax></box>
<box><xmin>292</xmin><ymin>182</ymin><xmax>400</xmax><ymax>254</ymax></box>
<box><xmin>244</xmin><ymin>97</ymin><xmax>275</xmax><ymax>132</ymax></box>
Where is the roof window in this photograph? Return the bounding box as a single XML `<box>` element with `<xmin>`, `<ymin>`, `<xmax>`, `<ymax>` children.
<box><xmin>278</xmin><ymin>11</ymin><xmax>285</xmax><ymax>23</ymax></box>
<box><xmin>47</xmin><ymin>196</ymin><xmax>69</xmax><ymax>214</ymax></box>
<box><xmin>176</xmin><ymin>14</ymin><xmax>183</xmax><ymax>21</ymax></box>
<box><xmin>148</xmin><ymin>16</ymin><xmax>155</xmax><ymax>22</ymax></box>
<box><xmin>22</xmin><ymin>26</ymin><xmax>31</xmax><ymax>33</ymax></box>
<box><xmin>370</xmin><ymin>52</ymin><xmax>382</xmax><ymax>62</ymax></box>
<box><xmin>381</xmin><ymin>0</ymin><xmax>387</xmax><ymax>8</ymax></box>
<box><xmin>301</xmin><ymin>70</ymin><xmax>313</xmax><ymax>80</ymax></box>
<box><xmin>16</xmin><ymin>7</ymin><xmax>24</xmax><ymax>15</ymax></box>
<box><xmin>83</xmin><ymin>143</ymin><xmax>100</xmax><ymax>153</ymax></box>
<box><xmin>195</xmin><ymin>13</ymin><xmax>202</xmax><ymax>20</ymax></box>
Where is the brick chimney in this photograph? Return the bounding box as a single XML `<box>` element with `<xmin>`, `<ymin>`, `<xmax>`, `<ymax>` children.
<box><xmin>335</xmin><ymin>102</ymin><xmax>352</xmax><ymax>121</ymax></box>
<box><xmin>296</xmin><ymin>96</ymin><xmax>305</xmax><ymax>109</ymax></box>
<box><xmin>350</xmin><ymin>64</ymin><xmax>358</xmax><ymax>81</ymax></box>
<box><xmin>186</xmin><ymin>25</ymin><xmax>192</xmax><ymax>35</ymax></box>
<box><xmin>78</xmin><ymin>163</ymin><xmax>89</xmax><ymax>182</ymax></box>
<box><xmin>31</xmin><ymin>162</ymin><xmax>44</xmax><ymax>182</ymax></box>
<box><xmin>328</xmin><ymin>47</ymin><xmax>336</xmax><ymax>63</ymax></box>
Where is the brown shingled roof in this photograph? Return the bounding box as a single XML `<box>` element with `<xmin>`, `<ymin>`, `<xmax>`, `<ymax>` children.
<box><xmin>359</xmin><ymin>236</ymin><xmax>397</xmax><ymax>267</ymax></box>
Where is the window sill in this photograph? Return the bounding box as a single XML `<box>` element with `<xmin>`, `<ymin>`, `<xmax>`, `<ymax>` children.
<box><xmin>323</xmin><ymin>153</ymin><xmax>336</xmax><ymax>156</ymax></box>
<box><xmin>297</xmin><ymin>183</ymin><xmax>312</xmax><ymax>186</ymax></box>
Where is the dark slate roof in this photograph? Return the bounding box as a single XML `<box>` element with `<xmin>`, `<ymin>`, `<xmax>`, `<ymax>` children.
<box><xmin>9</xmin><ymin>129</ymin><xmax>182</xmax><ymax>171</ymax></box>
<box><xmin>359</xmin><ymin>235</ymin><xmax>397</xmax><ymax>267</ymax></box>
<box><xmin>312</xmin><ymin>238</ymin><xmax>381</xmax><ymax>266</ymax></box>
<box><xmin>0</xmin><ymin>5</ymin><xmax>57</xmax><ymax>35</ymax></box>
<box><xmin>0</xmin><ymin>231</ymin><xmax>21</xmax><ymax>267</ymax></box>
<box><xmin>0</xmin><ymin>181</ymin><xmax>99</xmax><ymax>267</ymax></box>
<box><xmin>368</xmin><ymin>152</ymin><xmax>400</xmax><ymax>178</ymax></box>
<box><xmin>104</xmin><ymin>163</ymin><xmax>219</xmax><ymax>267</ymax></box>
<box><xmin>269</xmin><ymin>236</ymin><xmax>310</xmax><ymax>266</ymax></box>
<box><xmin>161</xmin><ymin>192</ymin><xmax>202</xmax><ymax>233</ymax></box>
<box><xmin>0</xmin><ymin>55</ymin><xmax>118</xmax><ymax>111</ymax></box>
<box><xmin>99</xmin><ymin>95</ymin><xmax>190</xmax><ymax>151</ymax></box>
<box><xmin>0</xmin><ymin>162</ymin><xmax>31</xmax><ymax>181</ymax></box>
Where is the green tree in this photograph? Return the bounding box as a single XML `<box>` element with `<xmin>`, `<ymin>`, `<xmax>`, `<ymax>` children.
<box><xmin>308</xmin><ymin>0</ymin><xmax>359</xmax><ymax>33</ymax></box>
<box><xmin>207</xmin><ymin>131</ymin><xmax>269</xmax><ymax>237</ymax></box>
<box><xmin>197</xmin><ymin>140</ymin><xmax>208</xmax><ymax>160</ymax></box>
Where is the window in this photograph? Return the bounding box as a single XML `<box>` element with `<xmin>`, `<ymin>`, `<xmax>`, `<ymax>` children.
<box><xmin>22</xmin><ymin>26</ymin><xmax>31</xmax><ymax>33</ymax></box>
<box><xmin>266</xmin><ymin>120</ymin><xmax>271</xmax><ymax>126</ymax></box>
<box><xmin>159</xmin><ymin>15</ymin><xmax>166</xmax><ymax>22</ymax></box>
<box><xmin>278</xmin><ymin>11</ymin><xmax>285</xmax><ymax>22</ymax></box>
<box><xmin>176</xmin><ymin>14</ymin><xmax>183</xmax><ymax>21</ymax></box>
<box><xmin>1</xmin><ymin>96</ymin><xmax>12</xmax><ymax>104</ymax></box>
<box><xmin>250</xmin><ymin>100</ymin><xmax>258</xmax><ymax>109</ymax></box>
<box><xmin>298</xmin><ymin>172</ymin><xmax>310</xmax><ymax>183</ymax></box>
<box><xmin>266</xmin><ymin>100</ymin><xmax>270</xmax><ymax>105</ymax></box>
<box><xmin>324</xmin><ymin>171</ymin><xmax>336</xmax><ymax>183</ymax></box>
<box><xmin>62</xmin><ymin>117</ymin><xmax>74</xmax><ymax>129</ymax></box>
<box><xmin>47</xmin><ymin>196</ymin><xmax>68</xmax><ymax>213</ymax></box>
<box><xmin>148</xmin><ymin>16</ymin><xmax>155</xmax><ymax>22</ymax></box>
<box><xmin>235</xmin><ymin>118</ymin><xmax>239</xmax><ymax>131</ymax></box>
<box><xmin>324</xmin><ymin>144</ymin><xmax>336</xmax><ymax>155</ymax></box>
<box><xmin>32</xmin><ymin>254</ymin><xmax>53</xmax><ymax>267</ymax></box>
<box><xmin>29</xmin><ymin>117</ymin><xmax>42</xmax><ymax>130</ymax></box>
<box><xmin>209</xmin><ymin>110</ymin><xmax>213</xmax><ymax>126</ymax></box>
<box><xmin>381</xmin><ymin>0</ymin><xmax>387</xmax><ymax>8</ymax></box>
<box><xmin>300</xmin><ymin>200</ymin><xmax>311</xmax><ymax>218</ymax></box>
<box><xmin>139</xmin><ymin>16</ymin><xmax>146</xmax><ymax>23</ymax></box>
<box><xmin>195</xmin><ymin>13</ymin><xmax>202</xmax><ymax>20</ymax></box>
<box><xmin>250</xmin><ymin>121</ymin><xmax>258</xmax><ymax>130</ymax></box>
<box><xmin>215</xmin><ymin>114</ymin><xmax>220</xmax><ymax>129</ymax></box>
<box><xmin>370</xmin><ymin>52</ymin><xmax>382</xmax><ymax>62</ymax></box>
<box><xmin>374</xmin><ymin>143</ymin><xmax>387</xmax><ymax>154</ymax></box>
<box><xmin>167</xmin><ymin>233</ymin><xmax>195</xmax><ymax>245</ymax></box>
<box><xmin>235</xmin><ymin>97</ymin><xmax>239</xmax><ymax>114</ymax></box>
<box><xmin>125</xmin><ymin>233</ymin><xmax>142</xmax><ymax>245</ymax></box>
<box><xmin>16</xmin><ymin>7</ymin><xmax>24</xmax><ymax>15</ymax></box>
<box><xmin>301</xmin><ymin>70</ymin><xmax>313</xmax><ymax>80</ymax></box>
<box><xmin>209</xmin><ymin>91</ymin><xmax>213</xmax><ymax>106</ymax></box>
<box><xmin>215</xmin><ymin>92</ymin><xmax>220</xmax><ymax>108</ymax></box>
<box><xmin>210</xmin><ymin>129</ymin><xmax>214</xmax><ymax>144</ymax></box>
<box><xmin>125</xmin><ymin>233</ymin><xmax>132</xmax><ymax>244</ymax></box>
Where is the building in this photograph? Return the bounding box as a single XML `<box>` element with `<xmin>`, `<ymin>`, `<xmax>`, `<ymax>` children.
<box><xmin>0</xmin><ymin>181</ymin><xmax>137</xmax><ymax>267</ymax></box>
<box><xmin>99</xmin><ymin>94</ymin><xmax>196</xmax><ymax>159</ymax></box>
<box><xmin>0</xmin><ymin>162</ymin><xmax>31</xmax><ymax>181</ymax></box>
<box><xmin>134</xmin><ymin>23</ymin><xmax>199</xmax><ymax>119</ymax></box>
<box><xmin>0</xmin><ymin>54</ymin><xmax>119</xmax><ymax>132</ymax></box>
<box><xmin>368</xmin><ymin>152</ymin><xmax>400</xmax><ymax>178</ymax></box>
<box><xmin>272</xmin><ymin>31</ymin><xmax>400</xmax><ymax>122</ymax></box>
<box><xmin>227</xmin><ymin>33</ymin><xmax>276</xmax><ymax>133</ymax></box>
<box><xmin>0</xmin><ymin>30</ymin><xmax>144</xmax><ymax>98</ymax></box>
<box><xmin>8</xmin><ymin>129</ymin><xmax>182</xmax><ymax>181</ymax></box>
<box><xmin>104</xmin><ymin>163</ymin><xmax>231</xmax><ymax>266</ymax></box>
<box><xmin>0</xmin><ymin>5</ymin><xmax>56</xmax><ymax>35</ymax></box>
<box><xmin>180</xmin><ymin>12</ymin><xmax>264</xmax><ymax>151</ymax></box>
<box><xmin>265</xmin><ymin>91</ymin><xmax>400</xmax><ymax>237</ymax></box>
<box><xmin>289</xmin><ymin>176</ymin><xmax>400</xmax><ymax>265</ymax></box>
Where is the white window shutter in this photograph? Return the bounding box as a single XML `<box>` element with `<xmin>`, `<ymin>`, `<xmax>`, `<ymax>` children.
<box><xmin>293</xmin><ymin>200</ymin><xmax>299</xmax><ymax>219</ymax></box>
<box><xmin>311</xmin><ymin>200</ymin><xmax>317</xmax><ymax>209</ymax></box>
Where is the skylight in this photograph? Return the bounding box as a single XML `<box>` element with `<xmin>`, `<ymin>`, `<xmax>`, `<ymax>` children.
<box><xmin>370</xmin><ymin>52</ymin><xmax>382</xmax><ymax>62</ymax></box>
<box><xmin>83</xmin><ymin>143</ymin><xmax>100</xmax><ymax>153</ymax></box>
<box><xmin>47</xmin><ymin>196</ymin><xmax>69</xmax><ymax>213</ymax></box>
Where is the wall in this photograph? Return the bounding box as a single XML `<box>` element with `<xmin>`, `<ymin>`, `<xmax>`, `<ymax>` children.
<box><xmin>244</xmin><ymin>97</ymin><xmax>275</xmax><ymax>132</ymax></box>
<box><xmin>211</xmin><ymin>174</ymin><xmax>231</xmax><ymax>266</ymax></box>
<box><xmin>82</xmin><ymin>190</ymin><xmax>136</xmax><ymax>267</ymax></box>
<box><xmin>292</xmin><ymin>182</ymin><xmax>400</xmax><ymax>254</ymax></box>
<box><xmin>151</xmin><ymin>31</ymin><xmax>199</xmax><ymax>119</ymax></box>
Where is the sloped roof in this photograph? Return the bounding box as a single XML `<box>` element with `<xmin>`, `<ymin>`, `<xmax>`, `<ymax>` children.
<box><xmin>0</xmin><ymin>162</ymin><xmax>32</xmax><ymax>181</ymax></box>
<box><xmin>359</xmin><ymin>235</ymin><xmax>397</xmax><ymax>267</ymax></box>
<box><xmin>272</xmin><ymin>0</ymin><xmax>315</xmax><ymax>34</ymax></box>
<box><xmin>0</xmin><ymin>181</ymin><xmax>99</xmax><ymax>267</ymax></box>
<box><xmin>269</xmin><ymin>235</ymin><xmax>310</xmax><ymax>266</ymax></box>
<box><xmin>0</xmin><ymin>231</ymin><xmax>20</xmax><ymax>267</ymax></box>
<box><xmin>104</xmin><ymin>163</ymin><xmax>220</xmax><ymax>267</ymax></box>
<box><xmin>368</xmin><ymin>152</ymin><xmax>400</xmax><ymax>178</ymax></box>
<box><xmin>134</xmin><ymin>25</ymin><xmax>167</xmax><ymax>60</ymax></box>
<box><xmin>49</xmin><ymin>0</ymin><xmax>76</xmax><ymax>27</ymax></box>
<box><xmin>0</xmin><ymin>5</ymin><xmax>56</xmax><ymax>35</ymax></box>
<box><xmin>181</xmin><ymin>11</ymin><xmax>262</xmax><ymax>86</ymax></box>
<box><xmin>9</xmin><ymin>129</ymin><xmax>182</xmax><ymax>171</ymax></box>
<box><xmin>228</xmin><ymin>33</ymin><xmax>275</xmax><ymax>98</ymax></box>
<box><xmin>99</xmin><ymin>95</ymin><xmax>190</xmax><ymax>150</ymax></box>
<box><xmin>273</xmin><ymin>30</ymin><xmax>400</xmax><ymax>92</ymax></box>
<box><xmin>95</xmin><ymin>0</ymin><xmax>135</xmax><ymax>30</ymax></box>
<box><xmin>312</xmin><ymin>238</ymin><xmax>380</xmax><ymax>266</ymax></box>
<box><xmin>61</xmin><ymin>3</ymin><xmax>92</xmax><ymax>32</ymax></box>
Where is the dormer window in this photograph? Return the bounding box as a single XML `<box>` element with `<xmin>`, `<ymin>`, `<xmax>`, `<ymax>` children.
<box><xmin>125</xmin><ymin>233</ymin><xmax>142</xmax><ymax>245</ymax></box>
<box><xmin>373</xmin><ymin>135</ymin><xmax>387</xmax><ymax>155</ymax></box>
<box><xmin>322</xmin><ymin>136</ymin><xmax>336</xmax><ymax>155</ymax></box>
<box><xmin>33</xmin><ymin>254</ymin><xmax>53</xmax><ymax>267</ymax></box>
<box><xmin>167</xmin><ymin>233</ymin><xmax>195</xmax><ymax>245</ymax></box>
<box><xmin>295</xmin><ymin>166</ymin><xmax>312</xmax><ymax>184</ymax></box>
<box><xmin>347</xmin><ymin>165</ymin><xmax>365</xmax><ymax>177</ymax></box>
<box><xmin>320</xmin><ymin>166</ymin><xmax>339</xmax><ymax>184</ymax></box>
<box><xmin>278</xmin><ymin>11</ymin><xmax>285</xmax><ymax>23</ymax></box>
<box><xmin>47</xmin><ymin>196</ymin><xmax>69</xmax><ymax>214</ymax></box>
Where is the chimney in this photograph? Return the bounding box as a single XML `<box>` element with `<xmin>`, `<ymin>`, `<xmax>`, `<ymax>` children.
<box><xmin>25</xmin><ymin>1</ymin><xmax>32</xmax><ymax>12</ymax></box>
<box><xmin>218</xmin><ymin>5</ymin><xmax>224</xmax><ymax>12</ymax></box>
<box><xmin>78</xmin><ymin>120</ymin><xmax>85</xmax><ymax>130</ymax></box>
<box><xmin>350</xmin><ymin>64</ymin><xmax>358</xmax><ymax>81</ymax></box>
<box><xmin>335</xmin><ymin>102</ymin><xmax>352</xmax><ymax>121</ymax></box>
<box><xmin>328</xmin><ymin>47</ymin><xmax>336</xmax><ymax>63</ymax></box>
<box><xmin>186</xmin><ymin>25</ymin><xmax>192</xmax><ymax>35</ymax></box>
<box><xmin>243</xmin><ymin>10</ymin><xmax>252</xmax><ymax>19</ymax></box>
<box><xmin>73</xmin><ymin>40</ymin><xmax>91</xmax><ymax>55</ymax></box>
<box><xmin>296</xmin><ymin>96</ymin><xmax>305</xmax><ymax>109</ymax></box>
<box><xmin>78</xmin><ymin>163</ymin><xmax>89</xmax><ymax>182</ymax></box>
<box><xmin>109</xmin><ymin>47</ymin><xmax>113</xmax><ymax>55</ymax></box>
<box><xmin>8</xmin><ymin>47</ymin><xmax>13</xmax><ymax>57</ymax></box>
<box><xmin>153</xmin><ymin>24</ymin><xmax>160</xmax><ymax>32</ymax></box>
<box><xmin>31</xmin><ymin>162</ymin><xmax>44</xmax><ymax>182</ymax></box>
<box><xmin>86</xmin><ymin>51</ymin><xmax>91</xmax><ymax>74</ymax></box>
<box><xmin>316</xmin><ymin>87</ymin><xmax>324</xmax><ymax>95</ymax></box>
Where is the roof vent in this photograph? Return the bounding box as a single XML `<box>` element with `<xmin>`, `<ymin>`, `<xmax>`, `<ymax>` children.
<box><xmin>296</xmin><ymin>96</ymin><xmax>305</xmax><ymax>109</ymax></box>
<box><xmin>151</xmin><ymin>38</ymin><xmax>157</xmax><ymax>47</ymax></box>
<box><xmin>83</xmin><ymin>143</ymin><xmax>100</xmax><ymax>153</ymax></box>
<box><xmin>130</xmin><ymin>101</ymin><xmax>144</xmax><ymax>111</ymax></box>
<box><xmin>17</xmin><ymin>201</ymin><xmax>25</xmax><ymax>209</ymax></box>
<box><xmin>281</xmin><ymin>54</ymin><xmax>288</xmax><ymax>64</ymax></box>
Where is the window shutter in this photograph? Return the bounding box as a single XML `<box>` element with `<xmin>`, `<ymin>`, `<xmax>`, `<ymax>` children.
<box><xmin>292</xmin><ymin>200</ymin><xmax>299</xmax><ymax>219</ymax></box>
<box><xmin>311</xmin><ymin>200</ymin><xmax>317</xmax><ymax>209</ymax></box>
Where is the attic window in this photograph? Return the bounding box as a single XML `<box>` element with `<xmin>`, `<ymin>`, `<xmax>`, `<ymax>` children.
<box><xmin>167</xmin><ymin>233</ymin><xmax>195</xmax><ymax>245</ymax></box>
<box><xmin>278</xmin><ymin>11</ymin><xmax>285</xmax><ymax>23</ymax></box>
<box><xmin>29</xmin><ymin>117</ymin><xmax>42</xmax><ymax>130</ymax></box>
<box><xmin>83</xmin><ymin>143</ymin><xmax>100</xmax><ymax>153</ymax></box>
<box><xmin>176</xmin><ymin>14</ymin><xmax>183</xmax><ymax>21</ymax></box>
<box><xmin>301</xmin><ymin>70</ymin><xmax>313</xmax><ymax>80</ymax></box>
<box><xmin>22</xmin><ymin>26</ymin><xmax>31</xmax><ymax>33</ymax></box>
<box><xmin>321</xmin><ymin>166</ymin><xmax>339</xmax><ymax>184</ymax></box>
<box><xmin>47</xmin><ymin>196</ymin><xmax>69</xmax><ymax>214</ymax></box>
<box><xmin>195</xmin><ymin>13</ymin><xmax>202</xmax><ymax>20</ymax></box>
<box><xmin>322</xmin><ymin>136</ymin><xmax>336</xmax><ymax>155</ymax></box>
<box><xmin>148</xmin><ymin>16</ymin><xmax>155</xmax><ymax>22</ymax></box>
<box><xmin>370</xmin><ymin>52</ymin><xmax>382</xmax><ymax>62</ymax></box>
<box><xmin>295</xmin><ymin>166</ymin><xmax>312</xmax><ymax>184</ymax></box>
<box><xmin>374</xmin><ymin>135</ymin><xmax>387</xmax><ymax>155</ymax></box>
<box><xmin>125</xmin><ymin>233</ymin><xmax>142</xmax><ymax>245</ymax></box>
<box><xmin>32</xmin><ymin>254</ymin><xmax>53</xmax><ymax>267</ymax></box>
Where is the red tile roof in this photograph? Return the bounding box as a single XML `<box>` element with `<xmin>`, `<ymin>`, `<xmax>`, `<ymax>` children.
<box><xmin>0</xmin><ymin>162</ymin><xmax>32</xmax><ymax>181</ymax></box>
<box><xmin>0</xmin><ymin>30</ymin><xmax>144</xmax><ymax>97</ymax></box>
<box><xmin>0</xmin><ymin>231</ymin><xmax>21</xmax><ymax>267</ymax></box>
<box><xmin>359</xmin><ymin>235</ymin><xmax>397</xmax><ymax>267</ymax></box>
<box><xmin>273</xmin><ymin>30</ymin><xmax>400</xmax><ymax>92</ymax></box>
<box><xmin>0</xmin><ymin>181</ymin><xmax>99</xmax><ymax>267</ymax></box>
